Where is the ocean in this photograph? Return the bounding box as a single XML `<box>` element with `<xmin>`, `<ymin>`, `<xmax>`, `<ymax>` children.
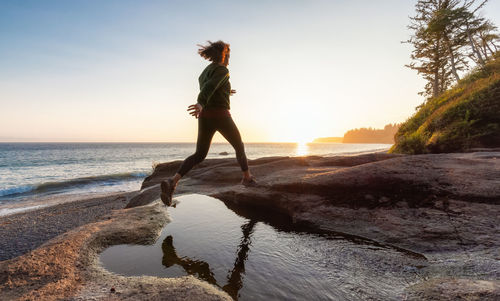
<box><xmin>0</xmin><ymin>142</ymin><xmax>391</xmax><ymax>215</ymax></box>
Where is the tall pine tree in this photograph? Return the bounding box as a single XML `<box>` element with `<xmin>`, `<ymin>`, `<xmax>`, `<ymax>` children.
<box><xmin>406</xmin><ymin>0</ymin><xmax>498</xmax><ymax>98</ymax></box>
<box><xmin>427</xmin><ymin>0</ymin><xmax>469</xmax><ymax>82</ymax></box>
<box><xmin>406</xmin><ymin>0</ymin><xmax>451</xmax><ymax>98</ymax></box>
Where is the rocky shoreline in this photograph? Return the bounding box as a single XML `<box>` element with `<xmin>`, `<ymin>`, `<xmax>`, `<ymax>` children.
<box><xmin>1</xmin><ymin>151</ymin><xmax>499</xmax><ymax>300</ymax></box>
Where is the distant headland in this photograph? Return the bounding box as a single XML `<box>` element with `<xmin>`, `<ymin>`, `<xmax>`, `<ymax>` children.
<box><xmin>313</xmin><ymin>124</ymin><xmax>400</xmax><ymax>144</ymax></box>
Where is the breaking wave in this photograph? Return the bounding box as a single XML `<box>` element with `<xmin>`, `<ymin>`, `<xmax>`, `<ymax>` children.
<box><xmin>0</xmin><ymin>172</ymin><xmax>148</xmax><ymax>198</ymax></box>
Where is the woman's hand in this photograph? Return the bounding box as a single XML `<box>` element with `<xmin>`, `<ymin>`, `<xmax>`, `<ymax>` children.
<box><xmin>187</xmin><ymin>103</ymin><xmax>203</xmax><ymax>118</ymax></box>
<box><xmin>230</xmin><ymin>89</ymin><xmax>237</xmax><ymax>96</ymax></box>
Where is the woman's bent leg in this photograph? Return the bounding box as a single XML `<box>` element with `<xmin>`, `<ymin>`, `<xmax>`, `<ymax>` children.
<box><xmin>216</xmin><ymin>117</ymin><xmax>249</xmax><ymax>172</ymax></box>
<box><xmin>176</xmin><ymin>118</ymin><xmax>216</xmax><ymax>177</ymax></box>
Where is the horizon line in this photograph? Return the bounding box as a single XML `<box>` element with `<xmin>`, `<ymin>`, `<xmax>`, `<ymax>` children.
<box><xmin>0</xmin><ymin>141</ymin><xmax>395</xmax><ymax>145</ymax></box>
<box><xmin>0</xmin><ymin>141</ymin><xmax>329</xmax><ymax>144</ymax></box>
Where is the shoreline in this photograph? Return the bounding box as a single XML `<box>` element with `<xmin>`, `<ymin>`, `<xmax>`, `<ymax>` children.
<box><xmin>0</xmin><ymin>191</ymin><xmax>133</xmax><ymax>261</ymax></box>
<box><xmin>1</xmin><ymin>150</ymin><xmax>498</xmax><ymax>300</ymax></box>
<box><xmin>0</xmin><ymin>191</ymin><xmax>137</xmax><ymax>217</ymax></box>
<box><xmin>0</xmin><ymin>143</ymin><xmax>391</xmax><ymax>207</ymax></box>
<box><xmin>0</xmin><ymin>147</ymin><xmax>391</xmax><ymax>217</ymax></box>
<box><xmin>0</xmin><ymin>149</ymin><xmax>391</xmax><ymax>261</ymax></box>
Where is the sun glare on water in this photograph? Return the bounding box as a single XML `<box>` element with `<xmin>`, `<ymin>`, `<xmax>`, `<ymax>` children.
<box><xmin>295</xmin><ymin>141</ymin><xmax>310</xmax><ymax>156</ymax></box>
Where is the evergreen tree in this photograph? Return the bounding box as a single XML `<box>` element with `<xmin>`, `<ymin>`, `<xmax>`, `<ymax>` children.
<box><xmin>406</xmin><ymin>0</ymin><xmax>499</xmax><ymax>98</ymax></box>
<box><xmin>406</xmin><ymin>0</ymin><xmax>451</xmax><ymax>98</ymax></box>
<box><xmin>476</xmin><ymin>20</ymin><xmax>499</xmax><ymax>59</ymax></box>
<box><xmin>461</xmin><ymin>0</ymin><xmax>489</xmax><ymax>65</ymax></box>
<box><xmin>427</xmin><ymin>1</ymin><xmax>469</xmax><ymax>82</ymax></box>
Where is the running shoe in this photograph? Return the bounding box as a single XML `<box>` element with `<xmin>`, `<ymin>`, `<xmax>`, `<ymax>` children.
<box><xmin>160</xmin><ymin>178</ymin><xmax>175</xmax><ymax>206</ymax></box>
<box><xmin>241</xmin><ymin>176</ymin><xmax>258</xmax><ymax>187</ymax></box>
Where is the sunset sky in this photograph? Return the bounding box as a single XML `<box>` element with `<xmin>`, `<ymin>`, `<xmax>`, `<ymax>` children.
<box><xmin>1</xmin><ymin>0</ymin><xmax>499</xmax><ymax>143</ymax></box>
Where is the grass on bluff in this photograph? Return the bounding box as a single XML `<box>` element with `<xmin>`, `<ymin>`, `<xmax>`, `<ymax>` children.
<box><xmin>391</xmin><ymin>53</ymin><xmax>500</xmax><ymax>154</ymax></box>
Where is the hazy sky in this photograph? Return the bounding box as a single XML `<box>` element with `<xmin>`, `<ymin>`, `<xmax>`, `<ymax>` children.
<box><xmin>1</xmin><ymin>0</ymin><xmax>499</xmax><ymax>142</ymax></box>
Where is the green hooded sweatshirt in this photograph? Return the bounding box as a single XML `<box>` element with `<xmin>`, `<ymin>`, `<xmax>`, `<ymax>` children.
<box><xmin>197</xmin><ymin>63</ymin><xmax>231</xmax><ymax>110</ymax></box>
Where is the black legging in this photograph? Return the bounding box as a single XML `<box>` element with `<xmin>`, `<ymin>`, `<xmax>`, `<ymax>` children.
<box><xmin>177</xmin><ymin>116</ymin><xmax>249</xmax><ymax>176</ymax></box>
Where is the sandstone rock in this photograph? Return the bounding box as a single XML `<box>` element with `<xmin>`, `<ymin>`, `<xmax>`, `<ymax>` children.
<box><xmin>406</xmin><ymin>278</ymin><xmax>500</xmax><ymax>300</ymax></box>
<box><xmin>6</xmin><ymin>151</ymin><xmax>498</xmax><ymax>300</ymax></box>
<box><xmin>0</xmin><ymin>203</ymin><xmax>231</xmax><ymax>300</ymax></box>
<box><xmin>139</xmin><ymin>150</ymin><xmax>500</xmax><ymax>299</ymax></box>
<box><xmin>125</xmin><ymin>184</ymin><xmax>161</xmax><ymax>208</ymax></box>
<box><xmin>140</xmin><ymin>151</ymin><xmax>500</xmax><ymax>251</ymax></box>
<box><xmin>378</xmin><ymin>196</ymin><xmax>390</xmax><ymax>204</ymax></box>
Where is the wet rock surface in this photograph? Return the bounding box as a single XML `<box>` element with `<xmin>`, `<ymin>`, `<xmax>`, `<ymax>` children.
<box><xmin>102</xmin><ymin>194</ymin><xmax>429</xmax><ymax>300</ymax></box>
<box><xmin>0</xmin><ymin>202</ymin><xmax>231</xmax><ymax>301</ymax></box>
<box><xmin>139</xmin><ymin>151</ymin><xmax>500</xmax><ymax>299</ymax></box>
<box><xmin>1</xmin><ymin>151</ymin><xmax>498</xmax><ymax>300</ymax></box>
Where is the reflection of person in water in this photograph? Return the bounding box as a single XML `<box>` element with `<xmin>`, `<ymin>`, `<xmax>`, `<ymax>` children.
<box><xmin>161</xmin><ymin>235</ymin><xmax>217</xmax><ymax>285</ymax></box>
<box><xmin>161</xmin><ymin>220</ymin><xmax>257</xmax><ymax>300</ymax></box>
<box><xmin>223</xmin><ymin>220</ymin><xmax>257</xmax><ymax>299</ymax></box>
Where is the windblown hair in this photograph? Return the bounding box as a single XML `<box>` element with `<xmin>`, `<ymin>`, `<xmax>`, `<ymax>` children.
<box><xmin>197</xmin><ymin>40</ymin><xmax>230</xmax><ymax>64</ymax></box>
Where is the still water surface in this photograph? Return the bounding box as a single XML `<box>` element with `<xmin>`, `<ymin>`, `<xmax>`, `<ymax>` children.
<box><xmin>100</xmin><ymin>194</ymin><xmax>423</xmax><ymax>300</ymax></box>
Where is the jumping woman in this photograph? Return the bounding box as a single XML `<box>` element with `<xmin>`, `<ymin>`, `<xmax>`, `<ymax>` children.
<box><xmin>160</xmin><ymin>40</ymin><xmax>257</xmax><ymax>206</ymax></box>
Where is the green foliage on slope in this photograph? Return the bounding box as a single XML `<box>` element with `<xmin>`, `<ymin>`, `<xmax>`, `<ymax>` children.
<box><xmin>391</xmin><ymin>53</ymin><xmax>500</xmax><ymax>154</ymax></box>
